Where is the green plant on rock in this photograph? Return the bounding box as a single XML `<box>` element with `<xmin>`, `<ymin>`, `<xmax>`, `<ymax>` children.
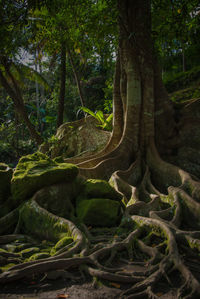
<box><xmin>78</xmin><ymin>106</ymin><xmax>113</xmax><ymax>131</ymax></box>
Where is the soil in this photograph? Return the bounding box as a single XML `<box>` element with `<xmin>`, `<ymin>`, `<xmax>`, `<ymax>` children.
<box><xmin>0</xmin><ymin>272</ymin><xmax>121</xmax><ymax>299</ymax></box>
<box><xmin>0</xmin><ymin>269</ymin><xmax>179</xmax><ymax>299</ymax></box>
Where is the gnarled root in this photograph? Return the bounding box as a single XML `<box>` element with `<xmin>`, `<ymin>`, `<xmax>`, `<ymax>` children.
<box><xmin>1</xmin><ymin>144</ymin><xmax>200</xmax><ymax>298</ymax></box>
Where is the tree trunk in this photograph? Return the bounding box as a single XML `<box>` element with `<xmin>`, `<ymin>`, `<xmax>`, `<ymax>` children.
<box><xmin>1</xmin><ymin>2</ymin><xmax>200</xmax><ymax>297</ymax></box>
<box><xmin>35</xmin><ymin>48</ymin><xmax>40</xmax><ymax>130</ymax></box>
<box><xmin>67</xmin><ymin>48</ymin><xmax>86</xmax><ymax>108</ymax></box>
<box><xmin>57</xmin><ymin>41</ymin><xmax>66</xmax><ymax>128</ymax></box>
<box><xmin>0</xmin><ymin>64</ymin><xmax>43</xmax><ymax>146</ymax></box>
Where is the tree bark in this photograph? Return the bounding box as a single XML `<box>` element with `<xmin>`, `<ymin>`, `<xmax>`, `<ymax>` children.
<box><xmin>67</xmin><ymin>48</ymin><xmax>86</xmax><ymax>108</ymax></box>
<box><xmin>57</xmin><ymin>41</ymin><xmax>66</xmax><ymax>128</ymax></box>
<box><xmin>0</xmin><ymin>62</ymin><xmax>43</xmax><ymax>146</ymax></box>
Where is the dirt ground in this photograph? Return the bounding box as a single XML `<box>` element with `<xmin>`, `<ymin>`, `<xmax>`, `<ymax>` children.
<box><xmin>0</xmin><ymin>272</ymin><xmax>179</xmax><ymax>299</ymax></box>
<box><xmin>0</xmin><ymin>272</ymin><xmax>121</xmax><ymax>299</ymax></box>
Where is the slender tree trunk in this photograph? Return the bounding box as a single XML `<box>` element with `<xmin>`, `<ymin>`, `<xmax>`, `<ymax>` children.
<box><xmin>35</xmin><ymin>48</ymin><xmax>40</xmax><ymax>130</ymax></box>
<box><xmin>0</xmin><ymin>64</ymin><xmax>43</xmax><ymax>146</ymax></box>
<box><xmin>108</xmin><ymin>49</ymin><xmax>124</xmax><ymax>149</ymax></box>
<box><xmin>14</xmin><ymin>110</ymin><xmax>19</xmax><ymax>157</ymax></box>
<box><xmin>57</xmin><ymin>41</ymin><xmax>66</xmax><ymax>128</ymax></box>
<box><xmin>182</xmin><ymin>45</ymin><xmax>186</xmax><ymax>72</ymax></box>
<box><xmin>67</xmin><ymin>48</ymin><xmax>86</xmax><ymax>107</ymax></box>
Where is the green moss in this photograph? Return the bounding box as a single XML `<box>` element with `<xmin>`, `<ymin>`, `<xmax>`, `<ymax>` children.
<box><xmin>50</xmin><ymin>236</ymin><xmax>73</xmax><ymax>255</ymax></box>
<box><xmin>28</xmin><ymin>252</ymin><xmax>51</xmax><ymax>261</ymax></box>
<box><xmin>54</xmin><ymin>236</ymin><xmax>73</xmax><ymax>250</ymax></box>
<box><xmin>3</xmin><ymin>244</ymin><xmax>17</xmax><ymax>253</ymax></box>
<box><xmin>15</xmin><ymin>243</ymin><xmax>34</xmax><ymax>252</ymax></box>
<box><xmin>34</xmin><ymin>178</ymin><xmax>85</xmax><ymax>219</ymax></box>
<box><xmin>82</xmin><ymin>179</ymin><xmax>122</xmax><ymax>201</ymax></box>
<box><xmin>1</xmin><ymin>263</ymin><xmax>16</xmax><ymax>272</ymax></box>
<box><xmin>19</xmin><ymin>199</ymin><xmax>71</xmax><ymax>242</ymax></box>
<box><xmin>76</xmin><ymin>198</ymin><xmax>121</xmax><ymax>227</ymax></box>
<box><xmin>20</xmin><ymin>247</ymin><xmax>40</xmax><ymax>258</ymax></box>
<box><xmin>126</xmin><ymin>197</ymin><xmax>137</xmax><ymax>207</ymax></box>
<box><xmin>0</xmin><ymin>248</ymin><xmax>7</xmax><ymax>253</ymax></box>
<box><xmin>11</xmin><ymin>152</ymin><xmax>79</xmax><ymax>203</ymax></box>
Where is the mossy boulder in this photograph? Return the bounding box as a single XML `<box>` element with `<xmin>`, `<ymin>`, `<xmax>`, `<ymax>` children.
<box><xmin>76</xmin><ymin>198</ymin><xmax>121</xmax><ymax>227</ymax></box>
<box><xmin>11</xmin><ymin>152</ymin><xmax>79</xmax><ymax>203</ymax></box>
<box><xmin>83</xmin><ymin>179</ymin><xmax>122</xmax><ymax>201</ymax></box>
<box><xmin>0</xmin><ymin>163</ymin><xmax>13</xmax><ymax>204</ymax></box>
<box><xmin>49</xmin><ymin>116</ymin><xmax>111</xmax><ymax>159</ymax></box>
<box><xmin>34</xmin><ymin>177</ymin><xmax>85</xmax><ymax>219</ymax></box>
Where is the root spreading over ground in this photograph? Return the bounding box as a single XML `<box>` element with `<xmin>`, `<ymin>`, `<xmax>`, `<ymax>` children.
<box><xmin>0</xmin><ymin>141</ymin><xmax>200</xmax><ymax>299</ymax></box>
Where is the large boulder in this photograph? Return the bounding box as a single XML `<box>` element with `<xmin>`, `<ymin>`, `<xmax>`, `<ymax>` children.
<box><xmin>11</xmin><ymin>152</ymin><xmax>78</xmax><ymax>203</ymax></box>
<box><xmin>46</xmin><ymin>116</ymin><xmax>111</xmax><ymax>159</ymax></box>
<box><xmin>76</xmin><ymin>198</ymin><xmax>121</xmax><ymax>227</ymax></box>
<box><xmin>33</xmin><ymin>177</ymin><xmax>84</xmax><ymax>219</ymax></box>
<box><xmin>76</xmin><ymin>179</ymin><xmax>122</xmax><ymax>227</ymax></box>
<box><xmin>83</xmin><ymin>179</ymin><xmax>123</xmax><ymax>201</ymax></box>
<box><xmin>0</xmin><ymin>163</ymin><xmax>12</xmax><ymax>204</ymax></box>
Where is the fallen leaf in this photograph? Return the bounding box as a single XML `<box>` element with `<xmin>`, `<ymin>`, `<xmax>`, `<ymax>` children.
<box><xmin>57</xmin><ymin>294</ymin><xmax>69</xmax><ymax>298</ymax></box>
<box><xmin>156</xmin><ymin>292</ymin><xmax>163</xmax><ymax>297</ymax></box>
<box><xmin>109</xmin><ymin>282</ymin><xmax>121</xmax><ymax>289</ymax></box>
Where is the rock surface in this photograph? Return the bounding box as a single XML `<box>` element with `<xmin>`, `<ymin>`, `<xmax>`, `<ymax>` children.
<box><xmin>76</xmin><ymin>179</ymin><xmax>122</xmax><ymax>226</ymax></box>
<box><xmin>76</xmin><ymin>198</ymin><xmax>121</xmax><ymax>227</ymax></box>
<box><xmin>49</xmin><ymin>116</ymin><xmax>111</xmax><ymax>159</ymax></box>
<box><xmin>11</xmin><ymin>152</ymin><xmax>79</xmax><ymax>203</ymax></box>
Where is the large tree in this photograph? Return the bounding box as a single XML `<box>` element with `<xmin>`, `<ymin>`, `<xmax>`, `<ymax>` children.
<box><xmin>0</xmin><ymin>1</ymin><xmax>200</xmax><ymax>298</ymax></box>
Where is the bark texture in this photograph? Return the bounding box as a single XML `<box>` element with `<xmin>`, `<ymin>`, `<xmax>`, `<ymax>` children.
<box><xmin>57</xmin><ymin>41</ymin><xmax>67</xmax><ymax>128</ymax></box>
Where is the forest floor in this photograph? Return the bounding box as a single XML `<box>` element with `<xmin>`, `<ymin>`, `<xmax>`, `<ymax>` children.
<box><xmin>0</xmin><ymin>268</ymin><xmax>180</xmax><ymax>299</ymax></box>
<box><xmin>0</xmin><ymin>274</ymin><xmax>120</xmax><ymax>299</ymax></box>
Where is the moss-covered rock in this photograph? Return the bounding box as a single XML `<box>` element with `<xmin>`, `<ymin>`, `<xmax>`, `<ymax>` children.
<box><xmin>76</xmin><ymin>198</ymin><xmax>121</xmax><ymax>227</ymax></box>
<box><xmin>0</xmin><ymin>163</ymin><xmax>12</xmax><ymax>204</ymax></box>
<box><xmin>11</xmin><ymin>152</ymin><xmax>79</xmax><ymax>203</ymax></box>
<box><xmin>83</xmin><ymin>179</ymin><xmax>122</xmax><ymax>201</ymax></box>
<box><xmin>34</xmin><ymin>177</ymin><xmax>85</xmax><ymax>219</ymax></box>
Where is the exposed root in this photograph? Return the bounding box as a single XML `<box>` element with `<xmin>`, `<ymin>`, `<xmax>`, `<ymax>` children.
<box><xmin>1</xmin><ymin>145</ymin><xmax>200</xmax><ymax>298</ymax></box>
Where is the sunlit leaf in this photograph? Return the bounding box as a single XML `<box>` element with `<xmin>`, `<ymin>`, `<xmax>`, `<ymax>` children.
<box><xmin>75</xmin><ymin>48</ymin><xmax>81</xmax><ymax>54</ymax></box>
<box><xmin>156</xmin><ymin>292</ymin><xmax>163</xmax><ymax>297</ymax></box>
<box><xmin>109</xmin><ymin>282</ymin><xmax>121</xmax><ymax>289</ymax></box>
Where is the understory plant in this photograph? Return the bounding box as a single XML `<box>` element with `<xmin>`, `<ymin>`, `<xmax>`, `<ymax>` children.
<box><xmin>78</xmin><ymin>106</ymin><xmax>113</xmax><ymax>131</ymax></box>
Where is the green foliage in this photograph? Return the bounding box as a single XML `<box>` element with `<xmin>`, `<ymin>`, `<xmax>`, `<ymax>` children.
<box><xmin>152</xmin><ymin>0</ymin><xmax>200</xmax><ymax>73</ymax></box>
<box><xmin>78</xmin><ymin>106</ymin><xmax>113</xmax><ymax>131</ymax></box>
<box><xmin>0</xmin><ymin>0</ymin><xmax>199</xmax><ymax>164</ymax></box>
<box><xmin>164</xmin><ymin>66</ymin><xmax>200</xmax><ymax>92</ymax></box>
